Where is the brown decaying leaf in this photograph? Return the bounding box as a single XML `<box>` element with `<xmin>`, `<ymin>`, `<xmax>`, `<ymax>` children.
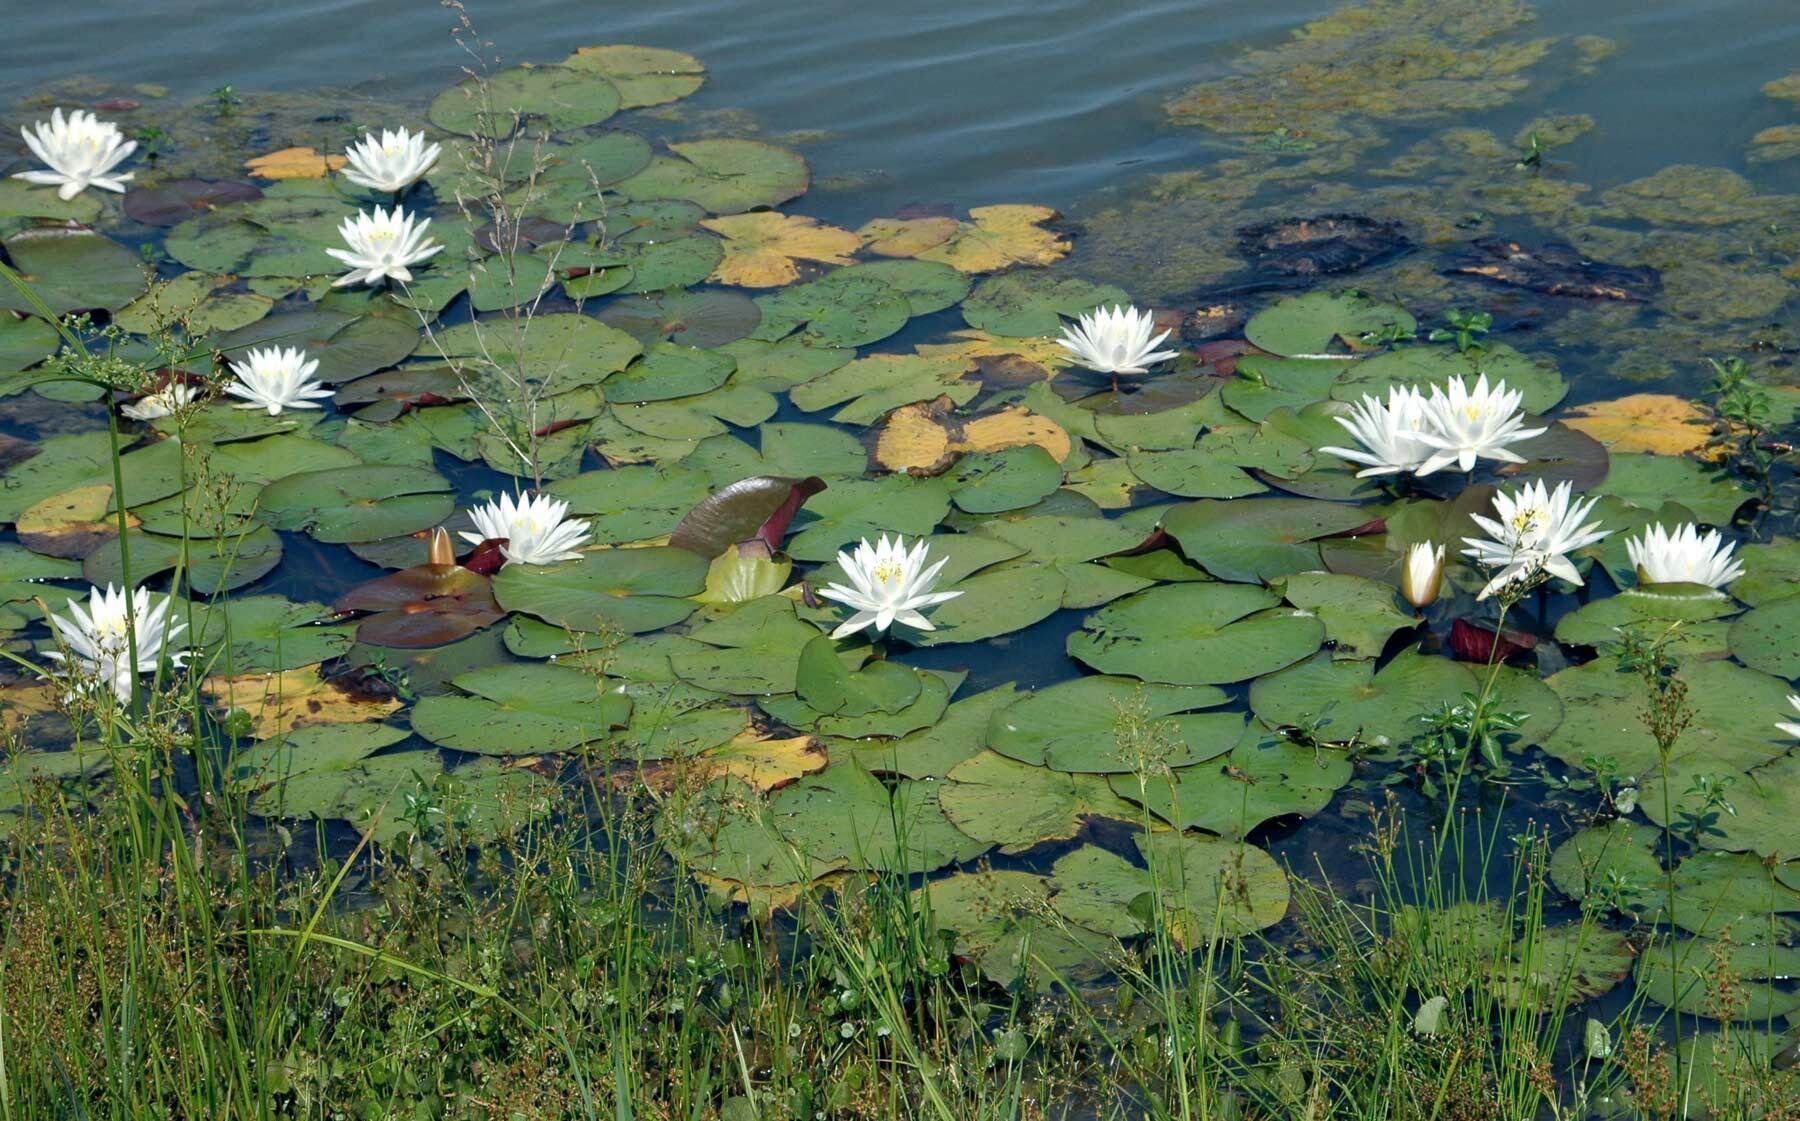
<box><xmin>243</xmin><ymin>147</ymin><xmax>347</xmax><ymax>180</ymax></box>
<box><xmin>872</xmin><ymin>397</ymin><xmax>1072</xmax><ymax>475</ymax></box>
<box><xmin>701</xmin><ymin>212</ymin><xmax>862</xmax><ymax>287</ymax></box>
<box><xmin>1448</xmin><ymin>618</ymin><xmax>1537</xmax><ymax>663</ymax></box>
<box><xmin>668</xmin><ymin>476</ymin><xmax>826</xmax><ymax>558</ymax></box>
<box><xmin>1560</xmin><ymin>394</ymin><xmax>1714</xmax><ymax>456</ymax></box>
<box><xmin>203</xmin><ymin>664</ymin><xmax>401</xmax><ymax>738</ymax></box>
<box><xmin>15</xmin><ymin>484</ymin><xmax>136</xmax><ymax>559</ymax></box>
<box><xmin>334</xmin><ymin>563</ymin><xmax>505</xmax><ymax>648</ymax></box>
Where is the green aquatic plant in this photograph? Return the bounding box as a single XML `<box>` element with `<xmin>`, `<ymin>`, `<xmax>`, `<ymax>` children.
<box><xmin>1427</xmin><ymin>307</ymin><xmax>1493</xmax><ymax>353</ymax></box>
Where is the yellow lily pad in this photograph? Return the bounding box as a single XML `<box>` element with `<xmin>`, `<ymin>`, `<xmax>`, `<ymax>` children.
<box><xmin>1561</xmin><ymin>393</ymin><xmax>1713</xmax><ymax>456</ymax></box>
<box><xmin>244</xmin><ymin>147</ymin><xmax>348</xmax><ymax>180</ymax></box>
<box><xmin>858</xmin><ymin>216</ymin><xmax>960</xmax><ymax>257</ymax></box>
<box><xmin>699</xmin><ymin>212</ymin><xmax>862</xmax><ymax>287</ymax></box>
<box><xmin>913</xmin><ymin>205</ymin><xmax>1070</xmax><ymax>273</ymax></box>
<box><xmin>874</xmin><ymin>399</ymin><xmax>1073</xmax><ymax>475</ymax></box>
<box><xmin>698</xmin><ymin>731</ymin><xmax>828</xmax><ymax>792</ymax></box>
<box><xmin>203</xmin><ymin>664</ymin><xmax>401</xmax><ymax>738</ymax></box>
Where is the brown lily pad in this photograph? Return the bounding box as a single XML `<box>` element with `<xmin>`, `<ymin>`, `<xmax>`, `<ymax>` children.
<box><xmin>124</xmin><ymin>179</ymin><xmax>263</xmax><ymax>227</ymax></box>
<box><xmin>334</xmin><ymin>564</ymin><xmax>506</xmax><ymax>648</ymax></box>
<box><xmin>668</xmin><ymin>475</ymin><xmax>827</xmax><ymax>558</ymax></box>
<box><xmin>872</xmin><ymin>397</ymin><xmax>1073</xmax><ymax>475</ymax></box>
<box><xmin>1447</xmin><ymin>238</ymin><xmax>1660</xmax><ymax>301</ymax></box>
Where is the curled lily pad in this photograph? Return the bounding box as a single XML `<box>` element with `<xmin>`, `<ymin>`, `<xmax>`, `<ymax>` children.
<box><xmin>668</xmin><ymin>475</ymin><xmax>827</xmax><ymax>558</ymax></box>
<box><xmin>257</xmin><ymin>466</ymin><xmax>453</xmax><ymax>543</ymax></box>
<box><xmin>334</xmin><ymin>564</ymin><xmax>505</xmax><ymax>648</ymax></box>
<box><xmin>410</xmin><ymin>663</ymin><xmax>632</xmax><ymax>755</ymax></box>
<box><xmin>1068</xmin><ymin>583</ymin><xmax>1324</xmax><ymax>686</ymax></box>
<box><xmin>493</xmin><ymin>545</ymin><xmax>709</xmax><ymax>634</ymax></box>
<box><xmin>0</xmin><ymin>228</ymin><xmax>148</xmax><ymax>315</ymax></box>
<box><xmin>429</xmin><ymin>64</ymin><xmax>622</xmax><ymax>138</ymax></box>
<box><xmin>615</xmin><ymin>139</ymin><xmax>809</xmax><ymax>215</ymax></box>
<box><xmin>1249</xmin><ymin>650</ymin><xmax>1476</xmax><ymax>747</ymax></box>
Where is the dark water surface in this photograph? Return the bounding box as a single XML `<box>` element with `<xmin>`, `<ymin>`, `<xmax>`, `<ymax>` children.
<box><xmin>7</xmin><ymin>0</ymin><xmax>1800</xmax><ymax>219</ymax></box>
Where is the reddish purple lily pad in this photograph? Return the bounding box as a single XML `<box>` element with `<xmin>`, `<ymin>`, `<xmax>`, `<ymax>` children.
<box><xmin>668</xmin><ymin>475</ymin><xmax>826</xmax><ymax>558</ymax></box>
<box><xmin>125</xmin><ymin>179</ymin><xmax>264</xmax><ymax>227</ymax></box>
<box><xmin>334</xmin><ymin>563</ymin><xmax>506</xmax><ymax>648</ymax></box>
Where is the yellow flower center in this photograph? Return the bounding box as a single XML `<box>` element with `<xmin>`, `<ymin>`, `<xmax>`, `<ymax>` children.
<box><xmin>872</xmin><ymin>561</ymin><xmax>905</xmax><ymax>586</ymax></box>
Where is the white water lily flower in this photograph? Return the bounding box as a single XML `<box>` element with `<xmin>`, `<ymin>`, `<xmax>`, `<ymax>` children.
<box><xmin>1056</xmin><ymin>304</ymin><xmax>1179</xmax><ymax>376</ymax></box>
<box><xmin>1462</xmin><ymin>479</ymin><xmax>1609</xmax><ymax>601</ymax></box>
<box><xmin>1625</xmin><ymin>522</ymin><xmax>1745</xmax><ymax>590</ymax></box>
<box><xmin>1400</xmin><ymin>542</ymin><xmax>1446</xmax><ymax>608</ymax></box>
<box><xmin>120</xmin><ymin>382</ymin><xmax>200</xmax><ymax>421</ymax></box>
<box><xmin>223</xmin><ymin>346</ymin><xmax>333</xmax><ymax>415</ymax></box>
<box><xmin>13</xmin><ymin>108</ymin><xmax>137</xmax><ymax>199</ymax></box>
<box><xmin>326</xmin><ymin>205</ymin><xmax>443</xmax><ymax>287</ymax></box>
<box><xmin>1411</xmin><ymin>374</ymin><xmax>1547</xmax><ymax>476</ymax></box>
<box><xmin>1778</xmin><ymin>695</ymin><xmax>1800</xmax><ymax>739</ymax></box>
<box><xmin>1319</xmin><ymin>386</ymin><xmax>1433</xmax><ymax>477</ymax></box>
<box><xmin>44</xmin><ymin>584</ymin><xmax>188</xmax><ymax>703</ymax></box>
<box><xmin>342</xmin><ymin>126</ymin><xmax>442</xmax><ymax>193</ymax></box>
<box><xmin>818</xmin><ymin>534</ymin><xmax>962</xmax><ymax>640</ymax></box>
<box><xmin>459</xmin><ymin>492</ymin><xmax>590</xmax><ymax>567</ymax></box>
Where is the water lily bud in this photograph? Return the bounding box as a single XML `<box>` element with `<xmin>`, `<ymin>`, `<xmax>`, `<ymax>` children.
<box><xmin>426</xmin><ymin>526</ymin><xmax>455</xmax><ymax>567</ymax></box>
<box><xmin>1401</xmin><ymin>542</ymin><xmax>1446</xmax><ymax>608</ymax></box>
<box><xmin>1584</xmin><ymin>1017</ymin><xmax>1613</xmax><ymax>1059</ymax></box>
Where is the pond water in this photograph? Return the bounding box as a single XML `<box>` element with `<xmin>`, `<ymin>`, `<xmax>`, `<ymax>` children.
<box><xmin>4</xmin><ymin>0</ymin><xmax>1800</xmax><ymax>1108</ymax></box>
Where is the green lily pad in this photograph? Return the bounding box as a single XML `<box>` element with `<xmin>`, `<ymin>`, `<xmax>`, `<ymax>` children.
<box><xmin>1244</xmin><ymin>291</ymin><xmax>1414</xmax><ymax>358</ymax></box>
<box><xmin>751</xmin><ymin>273</ymin><xmax>910</xmax><ymax>348</ymax></box>
<box><xmin>939</xmin><ymin>751</ymin><xmax>1143</xmax><ymax>850</ymax></box>
<box><xmin>410</xmin><ymin>663</ymin><xmax>633</xmax><ymax>755</ymax></box>
<box><xmin>848</xmin><ymin>683</ymin><xmax>1018</xmax><ymax>779</ymax></box>
<box><xmin>948</xmin><ymin>446</ymin><xmax>1064</xmax><ymax>514</ymax></box>
<box><xmin>1396</xmin><ymin>902</ymin><xmax>1636</xmax><ymax>1011</ymax></box>
<box><xmin>0</xmin><ymin>178</ymin><xmax>101</xmax><ymax>227</ymax></box>
<box><xmin>1731</xmin><ymin>538</ymin><xmax>1800</xmax><ymax>607</ymax></box>
<box><xmin>1275</xmin><ymin>571</ymin><xmax>1418</xmax><ymax>660</ymax></box>
<box><xmin>907</xmin><ymin>562</ymin><xmax>1065</xmax><ymax>646</ymax></box>
<box><xmin>1594</xmin><ymin>453</ymin><xmax>1752</xmax><ymax>526</ymax></box>
<box><xmin>0</xmin><ymin>228</ymin><xmax>148</xmax><ymax>314</ymax></box>
<box><xmin>604</xmin><ymin>343</ymin><xmax>736</xmax><ymax>404</ymax></box>
<box><xmin>785</xmin><ymin>476</ymin><xmax>950</xmax><ymax>562</ymax></box>
<box><xmin>1161</xmin><ymin>498</ymin><xmax>1377</xmax><ymax>585</ymax></box>
<box><xmin>563</xmin><ymin>44</ymin><xmax>706</xmax><ymax>108</ymax></box>
<box><xmin>1729</xmin><ymin>593</ymin><xmax>1800</xmax><ymax>678</ymax></box>
<box><xmin>493</xmin><ymin>545</ymin><xmax>708</xmax><ymax>634</ymax></box>
<box><xmin>1542</xmin><ymin>655</ymin><xmax>1796</xmax><ymax>775</ymax></box>
<box><xmin>614</xmin><ymin>139</ymin><xmax>808</xmax><ymax>215</ymax></box>
<box><xmin>960</xmin><ymin>273</ymin><xmax>1131</xmax><ymax>338</ymax></box>
<box><xmin>227</xmin><ymin>721</ymin><xmax>411</xmax><ymax>790</ymax></box>
<box><xmin>1049</xmin><ymin>834</ymin><xmax>1289</xmax><ymax>943</ymax></box>
<box><xmin>1554</xmin><ymin>586</ymin><xmax>1740</xmax><ymax>655</ymax></box>
<box><xmin>789</xmin><ymin>353</ymin><xmax>977</xmax><ymax>427</ymax></box>
<box><xmin>216</xmin><ymin>308</ymin><xmax>418</xmax><ymax>384</ymax></box>
<box><xmin>1636</xmin><ymin>936</ymin><xmax>1800</xmax><ymax>1020</ymax></box>
<box><xmin>1220</xmin><ymin>355</ymin><xmax>1353</xmax><ymax>420</ymax></box>
<box><xmin>917</xmin><ymin>869</ymin><xmax>1111</xmax><ymax>992</ymax></box>
<box><xmin>833</xmin><ymin>259</ymin><xmax>971</xmax><ymax>317</ymax></box>
<box><xmin>718</xmin><ymin>336</ymin><xmax>854</xmax><ymax>393</ymax></box>
<box><xmin>82</xmin><ymin>526</ymin><xmax>283</xmax><ymax>596</ymax></box>
<box><xmin>429</xmin><ymin>64</ymin><xmax>622</xmax><ymax>138</ymax></box>
<box><xmin>773</xmin><ymin>760</ymin><xmax>987</xmax><ymax>875</ymax></box>
<box><xmin>986</xmin><ymin>674</ymin><xmax>1236</xmax><ymax>774</ymax></box>
<box><xmin>1548</xmin><ymin>820</ymin><xmax>1669</xmax><ymax>921</ymax></box>
<box><xmin>669</xmin><ymin>596</ymin><xmax>822</xmax><ymax>694</ymax></box>
<box><xmin>1645</xmin><ymin>749</ymin><xmax>1800</xmax><ymax>859</ymax></box>
<box><xmin>257</xmin><ymin>466</ymin><xmax>453</xmax><ymax>543</ymax></box>
<box><xmin>1331</xmin><ymin>342</ymin><xmax>1567</xmax><ymax>415</ymax></box>
<box><xmin>427</xmin><ymin>313</ymin><xmax>642</xmax><ymax>396</ymax></box>
<box><xmin>1250</xmin><ymin>650</ymin><xmax>1476</xmax><ymax>747</ymax></box>
<box><xmin>545</xmin><ymin>464</ymin><xmax>712</xmax><ymax>545</ymax></box>
<box><xmin>0</xmin><ymin>432</ymin><xmax>114</xmax><ymax>523</ymax></box>
<box><xmin>189</xmin><ymin>593</ymin><xmax>356</xmax><ymax>672</ymax></box>
<box><xmin>115</xmin><ymin>272</ymin><xmax>273</xmax><ymax>337</ymax></box>
<box><xmin>596</xmin><ymin>288</ymin><xmax>760</xmax><ymax>351</ymax></box>
<box><xmin>1068</xmin><ymin>583</ymin><xmax>1324</xmax><ymax>686</ymax></box>
<box><xmin>0</xmin><ymin>312</ymin><xmax>57</xmax><ymax>380</ymax></box>
<box><xmin>1107</xmin><ymin>724</ymin><xmax>1353</xmax><ymax>837</ymax></box>
<box><xmin>564</xmin><ymin>235</ymin><xmax>726</xmax><ymax>298</ymax></box>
